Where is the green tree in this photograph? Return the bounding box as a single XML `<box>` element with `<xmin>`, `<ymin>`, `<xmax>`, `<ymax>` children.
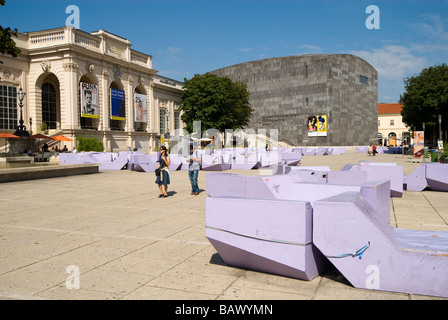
<box><xmin>400</xmin><ymin>64</ymin><xmax>448</xmax><ymax>143</ymax></box>
<box><xmin>76</xmin><ymin>135</ymin><xmax>104</xmax><ymax>152</ymax></box>
<box><xmin>0</xmin><ymin>0</ymin><xmax>21</xmax><ymax>63</ymax></box>
<box><xmin>179</xmin><ymin>73</ymin><xmax>254</xmax><ymax>134</ymax></box>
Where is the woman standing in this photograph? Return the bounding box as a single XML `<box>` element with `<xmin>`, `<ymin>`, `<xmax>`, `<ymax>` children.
<box><xmin>155</xmin><ymin>145</ymin><xmax>171</xmax><ymax>198</ymax></box>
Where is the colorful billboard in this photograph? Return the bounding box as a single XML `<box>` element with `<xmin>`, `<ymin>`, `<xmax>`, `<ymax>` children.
<box><xmin>80</xmin><ymin>82</ymin><xmax>99</xmax><ymax>118</ymax></box>
<box><xmin>135</xmin><ymin>93</ymin><xmax>147</xmax><ymax>123</ymax></box>
<box><xmin>413</xmin><ymin>131</ymin><xmax>424</xmax><ymax>160</ymax></box>
<box><xmin>308</xmin><ymin>115</ymin><xmax>328</xmax><ymax>137</ymax></box>
<box><xmin>111</xmin><ymin>88</ymin><xmax>126</xmax><ymax>121</ymax></box>
<box><xmin>317</xmin><ymin>115</ymin><xmax>327</xmax><ymax>137</ymax></box>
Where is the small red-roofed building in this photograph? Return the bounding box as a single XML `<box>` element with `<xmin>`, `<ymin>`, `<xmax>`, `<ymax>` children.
<box><xmin>378</xmin><ymin>103</ymin><xmax>411</xmax><ymax>146</ymax></box>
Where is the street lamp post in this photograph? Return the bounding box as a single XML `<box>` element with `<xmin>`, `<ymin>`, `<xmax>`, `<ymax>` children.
<box><xmin>439</xmin><ymin>114</ymin><xmax>443</xmax><ymax>155</ymax></box>
<box><xmin>14</xmin><ymin>88</ymin><xmax>30</xmax><ymax>138</ymax></box>
<box><xmin>165</xmin><ymin>110</ymin><xmax>170</xmax><ymax>140</ymax></box>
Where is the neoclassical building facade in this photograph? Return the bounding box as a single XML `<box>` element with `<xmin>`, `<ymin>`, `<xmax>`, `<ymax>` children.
<box><xmin>0</xmin><ymin>26</ymin><xmax>183</xmax><ymax>153</ymax></box>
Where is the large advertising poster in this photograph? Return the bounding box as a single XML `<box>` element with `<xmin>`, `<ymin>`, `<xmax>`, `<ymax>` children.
<box><xmin>111</xmin><ymin>88</ymin><xmax>126</xmax><ymax>121</ymax></box>
<box><xmin>81</xmin><ymin>82</ymin><xmax>99</xmax><ymax>118</ymax></box>
<box><xmin>413</xmin><ymin>131</ymin><xmax>424</xmax><ymax>160</ymax></box>
<box><xmin>308</xmin><ymin>115</ymin><xmax>328</xmax><ymax>137</ymax></box>
<box><xmin>135</xmin><ymin>93</ymin><xmax>147</xmax><ymax>123</ymax></box>
<box><xmin>317</xmin><ymin>115</ymin><xmax>327</xmax><ymax>137</ymax></box>
<box><xmin>307</xmin><ymin>116</ymin><xmax>318</xmax><ymax>137</ymax></box>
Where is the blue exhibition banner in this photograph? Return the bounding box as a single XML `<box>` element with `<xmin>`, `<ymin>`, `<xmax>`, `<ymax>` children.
<box><xmin>110</xmin><ymin>88</ymin><xmax>126</xmax><ymax>120</ymax></box>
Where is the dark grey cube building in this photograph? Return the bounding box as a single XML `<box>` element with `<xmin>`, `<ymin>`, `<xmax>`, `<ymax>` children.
<box><xmin>209</xmin><ymin>54</ymin><xmax>378</xmax><ymax>146</ymax></box>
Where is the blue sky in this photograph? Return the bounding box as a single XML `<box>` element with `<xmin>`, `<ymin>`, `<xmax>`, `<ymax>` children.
<box><xmin>1</xmin><ymin>0</ymin><xmax>447</xmax><ymax>103</ymax></box>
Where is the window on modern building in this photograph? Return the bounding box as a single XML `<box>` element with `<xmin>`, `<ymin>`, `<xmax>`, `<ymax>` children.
<box><xmin>360</xmin><ymin>75</ymin><xmax>369</xmax><ymax>85</ymax></box>
<box><xmin>42</xmin><ymin>83</ymin><xmax>57</xmax><ymax>130</ymax></box>
<box><xmin>0</xmin><ymin>85</ymin><xmax>18</xmax><ymax>130</ymax></box>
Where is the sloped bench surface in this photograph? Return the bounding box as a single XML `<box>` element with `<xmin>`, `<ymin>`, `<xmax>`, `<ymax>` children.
<box><xmin>206</xmin><ymin>172</ymin><xmax>391</xmax><ymax>223</ymax></box>
<box><xmin>426</xmin><ymin>163</ymin><xmax>448</xmax><ymax>192</ymax></box>
<box><xmin>313</xmin><ymin>192</ymin><xmax>448</xmax><ymax>298</ymax></box>
<box><xmin>206</xmin><ymin>196</ymin><xmax>328</xmax><ymax>281</ymax></box>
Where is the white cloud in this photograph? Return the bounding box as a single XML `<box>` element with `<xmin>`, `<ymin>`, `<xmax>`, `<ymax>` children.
<box><xmin>351</xmin><ymin>45</ymin><xmax>427</xmax><ymax>80</ymax></box>
<box><xmin>237</xmin><ymin>46</ymin><xmax>254</xmax><ymax>53</ymax></box>
<box><xmin>406</xmin><ymin>14</ymin><xmax>448</xmax><ymax>42</ymax></box>
<box><xmin>297</xmin><ymin>44</ymin><xmax>323</xmax><ymax>54</ymax></box>
<box><xmin>166</xmin><ymin>46</ymin><xmax>183</xmax><ymax>55</ymax></box>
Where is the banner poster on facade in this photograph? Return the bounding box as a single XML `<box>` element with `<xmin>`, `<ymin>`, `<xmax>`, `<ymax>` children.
<box><xmin>413</xmin><ymin>131</ymin><xmax>424</xmax><ymax>159</ymax></box>
<box><xmin>135</xmin><ymin>93</ymin><xmax>147</xmax><ymax>123</ymax></box>
<box><xmin>317</xmin><ymin>115</ymin><xmax>328</xmax><ymax>137</ymax></box>
<box><xmin>308</xmin><ymin>115</ymin><xmax>328</xmax><ymax>137</ymax></box>
<box><xmin>110</xmin><ymin>88</ymin><xmax>126</xmax><ymax>121</ymax></box>
<box><xmin>307</xmin><ymin>115</ymin><xmax>318</xmax><ymax>137</ymax></box>
<box><xmin>80</xmin><ymin>82</ymin><xmax>99</xmax><ymax>119</ymax></box>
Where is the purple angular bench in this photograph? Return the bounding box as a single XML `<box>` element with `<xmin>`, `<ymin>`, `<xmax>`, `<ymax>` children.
<box><xmin>358</xmin><ymin>163</ymin><xmax>404</xmax><ymax>197</ymax></box>
<box><xmin>168</xmin><ymin>154</ymin><xmax>183</xmax><ymax>171</ymax></box>
<box><xmin>59</xmin><ymin>153</ymin><xmax>95</xmax><ymax>164</ymax></box>
<box><xmin>89</xmin><ymin>152</ymin><xmax>115</xmax><ymax>164</ymax></box>
<box><xmin>202</xmin><ymin>154</ymin><xmax>232</xmax><ymax>171</ymax></box>
<box><xmin>232</xmin><ymin>151</ymin><xmax>261</xmax><ymax>170</ymax></box>
<box><xmin>326</xmin><ymin>170</ymin><xmax>368</xmax><ymax>185</ymax></box>
<box><xmin>313</xmin><ymin>191</ymin><xmax>448</xmax><ymax>298</ymax></box>
<box><xmin>404</xmin><ymin>163</ymin><xmax>428</xmax><ymax>191</ymax></box>
<box><xmin>128</xmin><ymin>154</ymin><xmax>159</xmax><ymax>172</ymax></box>
<box><xmin>326</xmin><ymin>147</ymin><xmax>345</xmax><ymax>155</ymax></box>
<box><xmin>280</xmin><ymin>152</ymin><xmax>302</xmax><ymax>166</ymax></box>
<box><xmin>287</xmin><ymin>167</ymin><xmax>330</xmax><ymax>184</ymax></box>
<box><xmin>285</xmin><ymin>180</ymin><xmax>391</xmax><ymax>223</ymax></box>
<box><xmin>206</xmin><ymin>196</ymin><xmax>328</xmax><ymax>281</ymax></box>
<box><xmin>128</xmin><ymin>154</ymin><xmax>152</xmax><ymax>171</ymax></box>
<box><xmin>426</xmin><ymin>163</ymin><xmax>448</xmax><ymax>192</ymax></box>
<box><xmin>355</xmin><ymin>146</ymin><xmax>369</xmax><ymax>153</ymax></box>
<box><xmin>259</xmin><ymin>151</ymin><xmax>282</xmax><ymax>168</ymax></box>
<box><xmin>302</xmin><ymin>148</ymin><xmax>317</xmax><ymax>156</ymax></box>
<box><xmin>316</xmin><ymin>148</ymin><xmax>328</xmax><ymax>156</ymax></box>
<box><xmin>99</xmin><ymin>152</ymin><xmax>130</xmax><ymax>171</ymax></box>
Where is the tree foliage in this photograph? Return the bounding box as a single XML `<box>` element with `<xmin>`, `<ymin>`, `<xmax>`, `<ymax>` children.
<box><xmin>76</xmin><ymin>135</ymin><xmax>104</xmax><ymax>152</ymax></box>
<box><xmin>400</xmin><ymin>64</ymin><xmax>448</xmax><ymax>141</ymax></box>
<box><xmin>0</xmin><ymin>0</ymin><xmax>21</xmax><ymax>61</ymax></box>
<box><xmin>179</xmin><ymin>73</ymin><xmax>254</xmax><ymax>134</ymax></box>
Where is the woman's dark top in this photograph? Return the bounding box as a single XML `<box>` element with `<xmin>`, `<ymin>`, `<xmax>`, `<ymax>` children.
<box><xmin>155</xmin><ymin>154</ymin><xmax>170</xmax><ymax>185</ymax></box>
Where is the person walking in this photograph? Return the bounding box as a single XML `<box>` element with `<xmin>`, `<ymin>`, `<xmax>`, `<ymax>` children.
<box><xmin>155</xmin><ymin>145</ymin><xmax>171</xmax><ymax>198</ymax></box>
<box><xmin>372</xmin><ymin>143</ymin><xmax>378</xmax><ymax>156</ymax></box>
<box><xmin>188</xmin><ymin>144</ymin><xmax>201</xmax><ymax>195</ymax></box>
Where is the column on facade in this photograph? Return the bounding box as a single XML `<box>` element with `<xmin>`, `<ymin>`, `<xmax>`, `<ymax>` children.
<box><xmin>101</xmin><ymin>70</ymin><xmax>110</xmax><ymax>131</ymax></box>
<box><xmin>101</xmin><ymin>70</ymin><xmax>110</xmax><ymax>151</ymax></box>
<box><xmin>146</xmin><ymin>81</ymin><xmax>154</xmax><ymax>150</ymax></box>
<box><xmin>146</xmin><ymin>81</ymin><xmax>154</xmax><ymax>133</ymax></box>
<box><xmin>168</xmin><ymin>100</ymin><xmax>174</xmax><ymax>135</ymax></box>
<box><xmin>63</xmin><ymin>62</ymin><xmax>79</xmax><ymax>130</ymax></box>
<box><xmin>126</xmin><ymin>75</ymin><xmax>134</xmax><ymax>133</ymax></box>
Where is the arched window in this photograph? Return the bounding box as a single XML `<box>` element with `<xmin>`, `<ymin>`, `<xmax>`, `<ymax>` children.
<box><xmin>388</xmin><ymin>132</ymin><xmax>397</xmax><ymax>146</ymax></box>
<box><xmin>42</xmin><ymin>83</ymin><xmax>57</xmax><ymax>130</ymax></box>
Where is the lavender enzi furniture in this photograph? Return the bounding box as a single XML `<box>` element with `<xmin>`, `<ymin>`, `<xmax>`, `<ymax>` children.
<box><xmin>205</xmin><ymin>159</ymin><xmax>448</xmax><ymax>298</ymax></box>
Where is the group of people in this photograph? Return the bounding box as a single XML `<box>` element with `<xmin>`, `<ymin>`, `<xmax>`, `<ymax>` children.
<box><xmin>155</xmin><ymin>144</ymin><xmax>201</xmax><ymax>198</ymax></box>
<box><xmin>40</xmin><ymin>144</ymin><xmax>70</xmax><ymax>153</ymax></box>
<box><xmin>368</xmin><ymin>144</ymin><xmax>378</xmax><ymax>156</ymax></box>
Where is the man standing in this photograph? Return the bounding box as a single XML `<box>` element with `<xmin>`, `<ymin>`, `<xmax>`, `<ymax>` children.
<box><xmin>188</xmin><ymin>144</ymin><xmax>201</xmax><ymax>195</ymax></box>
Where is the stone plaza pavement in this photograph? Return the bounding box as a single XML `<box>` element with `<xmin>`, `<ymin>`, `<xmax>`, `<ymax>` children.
<box><xmin>0</xmin><ymin>150</ymin><xmax>447</xmax><ymax>300</ymax></box>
